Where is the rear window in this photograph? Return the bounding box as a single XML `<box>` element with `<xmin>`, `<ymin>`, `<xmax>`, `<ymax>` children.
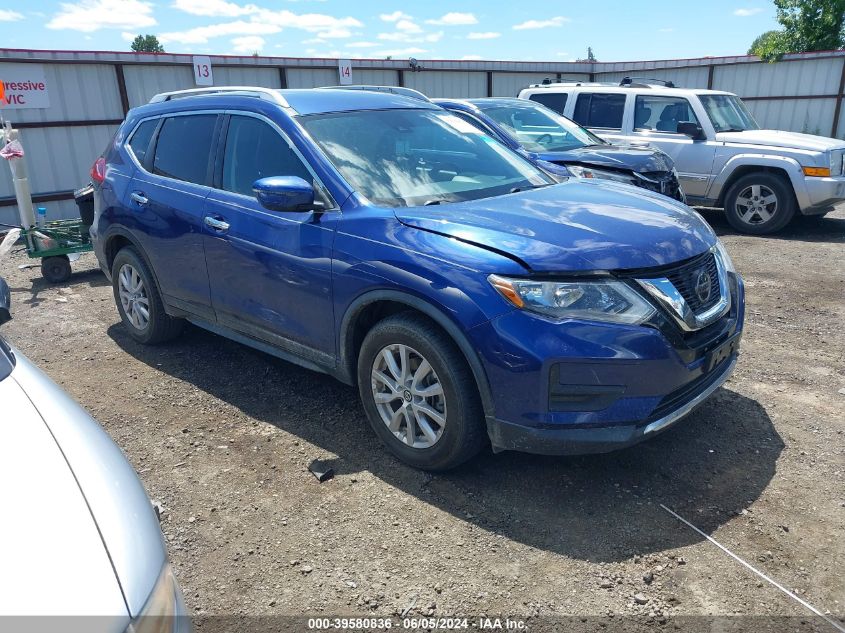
<box><xmin>527</xmin><ymin>93</ymin><xmax>567</xmax><ymax>115</ymax></box>
<box><xmin>572</xmin><ymin>93</ymin><xmax>626</xmax><ymax>129</ymax></box>
<box><xmin>152</xmin><ymin>115</ymin><xmax>217</xmax><ymax>185</ymax></box>
<box><xmin>127</xmin><ymin>119</ymin><xmax>157</xmax><ymax>166</ymax></box>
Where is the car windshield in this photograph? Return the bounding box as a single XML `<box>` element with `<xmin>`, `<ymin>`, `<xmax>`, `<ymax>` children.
<box><xmin>698</xmin><ymin>94</ymin><xmax>760</xmax><ymax>132</ymax></box>
<box><xmin>298</xmin><ymin>109</ymin><xmax>553</xmax><ymax>207</ymax></box>
<box><xmin>480</xmin><ymin>103</ymin><xmax>605</xmax><ymax>152</ymax></box>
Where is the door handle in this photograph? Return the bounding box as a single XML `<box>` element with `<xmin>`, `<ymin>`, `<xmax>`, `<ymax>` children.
<box><xmin>204</xmin><ymin>216</ymin><xmax>230</xmax><ymax>232</ymax></box>
<box><xmin>130</xmin><ymin>192</ymin><xmax>149</xmax><ymax>205</ymax></box>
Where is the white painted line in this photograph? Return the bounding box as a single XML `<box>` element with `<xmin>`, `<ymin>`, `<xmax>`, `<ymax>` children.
<box><xmin>660</xmin><ymin>503</ymin><xmax>845</xmax><ymax>633</ymax></box>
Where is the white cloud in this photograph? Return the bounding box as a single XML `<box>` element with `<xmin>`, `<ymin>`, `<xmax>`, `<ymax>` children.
<box><xmin>171</xmin><ymin>0</ymin><xmax>256</xmax><ymax>17</ymax></box>
<box><xmin>395</xmin><ymin>19</ymin><xmax>422</xmax><ymax>33</ymax></box>
<box><xmin>315</xmin><ymin>28</ymin><xmax>353</xmax><ymax>38</ymax></box>
<box><xmin>231</xmin><ymin>35</ymin><xmax>264</xmax><ymax>53</ymax></box>
<box><xmin>0</xmin><ymin>10</ymin><xmax>24</xmax><ymax>21</ymax></box>
<box><xmin>160</xmin><ymin>20</ymin><xmax>279</xmax><ymax>44</ymax></box>
<box><xmin>513</xmin><ymin>16</ymin><xmax>570</xmax><ymax>30</ymax></box>
<box><xmin>380</xmin><ymin>11</ymin><xmax>412</xmax><ymax>22</ymax></box>
<box><xmin>121</xmin><ymin>31</ymin><xmax>136</xmax><ymax>41</ymax></box>
<box><xmin>346</xmin><ymin>41</ymin><xmax>378</xmax><ymax>48</ymax></box>
<box><xmin>302</xmin><ymin>37</ymin><xmax>327</xmax><ymax>44</ymax></box>
<box><xmin>461</xmin><ymin>54</ymin><xmax>482</xmax><ymax>60</ymax></box>
<box><xmin>255</xmin><ymin>9</ymin><xmax>362</xmax><ymax>33</ymax></box>
<box><xmin>378</xmin><ymin>31</ymin><xmax>442</xmax><ymax>43</ymax></box>
<box><xmin>734</xmin><ymin>7</ymin><xmax>763</xmax><ymax>16</ymax></box>
<box><xmin>426</xmin><ymin>12</ymin><xmax>477</xmax><ymax>26</ymax></box>
<box><xmin>467</xmin><ymin>31</ymin><xmax>500</xmax><ymax>40</ymax></box>
<box><xmin>47</xmin><ymin>0</ymin><xmax>156</xmax><ymax>32</ymax></box>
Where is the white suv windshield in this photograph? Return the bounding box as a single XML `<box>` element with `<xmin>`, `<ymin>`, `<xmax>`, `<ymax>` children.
<box><xmin>480</xmin><ymin>103</ymin><xmax>605</xmax><ymax>152</ymax></box>
<box><xmin>299</xmin><ymin>109</ymin><xmax>552</xmax><ymax>208</ymax></box>
<box><xmin>699</xmin><ymin>94</ymin><xmax>760</xmax><ymax>132</ymax></box>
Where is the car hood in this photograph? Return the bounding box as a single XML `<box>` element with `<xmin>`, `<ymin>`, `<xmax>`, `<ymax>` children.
<box><xmin>716</xmin><ymin>129</ymin><xmax>845</xmax><ymax>152</ymax></box>
<box><xmin>5</xmin><ymin>350</ymin><xmax>167</xmax><ymax>618</ymax></box>
<box><xmin>394</xmin><ymin>179</ymin><xmax>716</xmax><ymax>272</ymax></box>
<box><xmin>0</xmin><ymin>367</ymin><xmax>129</xmax><ymax>625</ymax></box>
<box><xmin>530</xmin><ymin>144</ymin><xmax>674</xmax><ymax>173</ymax></box>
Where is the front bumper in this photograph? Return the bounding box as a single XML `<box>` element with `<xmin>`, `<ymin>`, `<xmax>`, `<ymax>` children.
<box><xmin>800</xmin><ymin>175</ymin><xmax>845</xmax><ymax>214</ymax></box>
<box><xmin>471</xmin><ymin>274</ymin><xmax>744</xmax><ymax>455</ymax></box>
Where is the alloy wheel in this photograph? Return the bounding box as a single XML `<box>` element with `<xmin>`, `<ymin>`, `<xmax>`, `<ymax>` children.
<box><xmin>118</xmin><ymin>263</ymin><xmax>150</xmax><ymax>331</ymax></box>
<box><xmin>371</xmin><ymin>343</ymin><xmax>446</xmax><ymax>449</ymax></box>
<box><xmin>735</xmin><ymin>184</ymin><xmax>778</xmax><ymax>226</ymax></box>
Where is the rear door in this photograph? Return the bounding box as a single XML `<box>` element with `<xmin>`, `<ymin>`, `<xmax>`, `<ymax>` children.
<box><xmin>628</xmin><ymin>94</ymin><xmax>717</xmax><ymax>199</ymax></box>
<box><xmin>202</xmin><ymin>112</ymin><xmax>339</xmax><ymax>360</ymax></box>
<box><xmin>127</xmin><ymin>112</ymin><xmax>219</xmax><ymax>321</ymax></box>
<box><xmin>570</xmin><ymin>91</ymin><xmax>630</xmax><ymax>144</ymax></box>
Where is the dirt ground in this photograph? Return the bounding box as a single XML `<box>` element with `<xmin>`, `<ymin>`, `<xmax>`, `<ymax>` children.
<box><xmin>1</xmin><ymin>208</ymin><xmax>843</xmax><ymax>631</ymax></box>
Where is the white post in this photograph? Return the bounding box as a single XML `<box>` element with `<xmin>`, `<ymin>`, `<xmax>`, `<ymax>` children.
<box><xmin>4</xmin><ymin>128</ymin><xmax>37</xmax><ymax>230</ymax></box>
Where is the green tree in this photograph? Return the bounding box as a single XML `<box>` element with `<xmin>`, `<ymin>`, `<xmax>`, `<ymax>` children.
<box><xmin>130</xmin><ymin>34</ymin><xmax>165</xmax><ymax>53</ymax></box>
<box><xmin>750</xmin><ymin>0</ymin><xmax>845</xmax><ymax>61</ymax></box>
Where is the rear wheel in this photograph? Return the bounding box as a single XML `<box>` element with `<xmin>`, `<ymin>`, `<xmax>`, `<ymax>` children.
<box><xmin>41</xmin><ymin>255</ymin><xmax>72</xmax><ymax>284</ymax></box>
<box><xmin>111</xmin><ymin>247</ymin><xmax>182</xmax><ymax>344</ymax></box>
<box><xmin>357</xmin><ymin>313</ymin><xmax>486</xmax><ymax>471</ymax></box>
<box><xmin>724</xmin><ymin>172</ymin><xmax>795</xmax><ymax>234</ymax></box>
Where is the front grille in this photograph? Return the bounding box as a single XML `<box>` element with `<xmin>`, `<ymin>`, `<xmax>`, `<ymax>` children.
<box><xmin>633</xmin><ymin>170</ymin><xmax>684</xmax><ymax>201</ymax></box>
<box><xmin>664</xmin><ymin>251</ymin><xmax>721</xmax><ymax>313</ymax></box>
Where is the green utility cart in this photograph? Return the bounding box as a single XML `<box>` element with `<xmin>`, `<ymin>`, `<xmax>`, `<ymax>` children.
<box><xmin>21</xmin><ymin>217</ymin><xmax>92</xmax><ymax>283</ymax></box>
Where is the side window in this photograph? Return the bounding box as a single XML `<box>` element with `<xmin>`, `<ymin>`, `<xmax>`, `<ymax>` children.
<box><xmin>127</xmin><ymin>119</ymin><xmax>157</xmax><ymax>167</ymax></box>
<box><xmin>634</xmin><ymin>96</ymin><xmax>700</xmax><ymax>132</ymax></box>
<box><xmin>153</xmin><ymin>115</ymin><xmax>217</xmax><ymax>185</ymax></box>
<box><xmin>528</xmin><ymin>93</ymin><xmax>567</xmax><ymax>115</ymax></box>
<box><xmin>451</xmin><ymin>111</ymin><xmax>494</xmax><ymax>136</ymax></box>
<box><xmin>222</xmin><ymin>115</ymin><xmax>313</xmax><ymax>197</ymax></box>
<box><xmin>572</xmin><ymin>93</ymin><xmax>626</xmax><ymax>129</ymax></box>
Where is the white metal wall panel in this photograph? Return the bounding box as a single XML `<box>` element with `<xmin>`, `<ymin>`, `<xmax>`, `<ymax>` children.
<box><xmin>404</xmin><ymin>71</ymin><xmax>487</xmax><ymax>98</ymax></box>
<box><xmin>0</xmin><ymin>199</ymin><xmax>79</xmax><ymax>227</ymax></box>
<box><xmin>714</xmin><ymin>58</ymin><xmax>843</xmax><ymax>97</ymax></box>
<box><xmin>594</xmin><ymin>66</ymin><xmax>711</xmax><ymax>89</ymax></box>
<box><xmin>352</xmin><ymin>68</ymin><xmax>400</xmax><ymax>86</ymax></box>
<box><xmin>123</xmin><ymin>65</ymin><xmax>195</xmax><ymax>108</ymax></box>
<box><xmin>286</xmin><ymin>68</ymin><xmax>337</xmax><ymax>88</ymax></box>
<box><xmin>0</xmin><ymin>125</ymin><xmax>117</xmax><ymax>200</ymax></box>
<box><xmin>211</xmin><ymin>65</ymin><xmax>282</xmax><ymax>88</ymax></box>
<box><xmin>0</xmin><ymin>62</ymin><xmax>122</xmax><ymax>123</ymax></box>
<box><xmin>745</xmin><ymin>98</ymin><xmax>836</xmax><ymax>136</ymax></box>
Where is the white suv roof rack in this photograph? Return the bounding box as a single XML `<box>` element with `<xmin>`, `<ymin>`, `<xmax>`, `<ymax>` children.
<box><xmin>527</xmin><ymin>80</ymin><xmax>616</xmax><ymax>88</ymax></box>
<box><xmin>527</xmin><ymin>76</ymin><xmax>677</xmax><ymax>89</ymax></box>
<box><xmin>148</xmin><ymin>86</ymin><xmax>290</xmax><ymax>107</ymax></box>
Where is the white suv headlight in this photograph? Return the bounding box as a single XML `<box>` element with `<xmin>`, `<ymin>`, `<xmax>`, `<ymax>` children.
<box><xmin>489</xmin><ymin>275</ymin><xmax>656</xmax><ymax>324</ymax></box>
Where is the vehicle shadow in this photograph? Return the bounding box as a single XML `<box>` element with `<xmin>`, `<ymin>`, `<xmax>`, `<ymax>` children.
<box><xmin>697</xmin><ymin>207</ymin><xmax>845</xmax><ymax>243</ymax></box>
<box><xmin>109</xmin><ymin>323</ymin><xmax>782</xmax><ymax>564</ymax></box>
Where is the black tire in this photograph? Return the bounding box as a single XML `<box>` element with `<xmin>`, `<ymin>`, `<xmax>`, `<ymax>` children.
<box><xmin>41</xmin><ymin>255</ymin><xmax>72</xmax><ymax>284</ymax></box>
<box><xmin>357</xmin><ymin>312</ymin><xmax>486</xmax><ymax>471</ymax></box>
<box><xmin>724</xmin><ymin>172</ymin><xmax>796</xmax><ymax>235</ymax></box>
<box><xmin>111</xmin><ymin>246</ymin><xmax>183</xmax><ymax>345</ymax></box>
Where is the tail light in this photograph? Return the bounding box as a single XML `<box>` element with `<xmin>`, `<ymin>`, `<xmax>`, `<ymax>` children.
<box><xmin>91</xmin><ymin>157</ymin><xmax>106</xmax><ymax>184</ymax></box>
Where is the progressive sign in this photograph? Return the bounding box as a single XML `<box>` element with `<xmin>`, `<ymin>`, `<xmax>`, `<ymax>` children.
<box><xmin>0</xmin><ymin>64</ymin><xmax>50</xmax><ymax>109</ymax></box>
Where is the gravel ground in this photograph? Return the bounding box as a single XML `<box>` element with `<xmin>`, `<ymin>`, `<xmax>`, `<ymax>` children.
<box><xmin>1</xmin><ymin>209</ymin><xmax>843</xmax><ymax>631</ymax></box>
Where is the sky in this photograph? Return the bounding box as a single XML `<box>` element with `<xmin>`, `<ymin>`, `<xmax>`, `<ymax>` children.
<box><xmin>0</xmin><ymin>0</ymin><xmax>780</xmax><ymax>62</ymax></box>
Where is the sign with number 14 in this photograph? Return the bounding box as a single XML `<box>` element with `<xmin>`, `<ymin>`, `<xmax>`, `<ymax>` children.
<box><xmin>193</xmin><ymin>56</ymin><xmax>213</xmax><ymax>86</ymax></box>
<box><xmin>338</xmin><ymin>60</ymin><xmax>352</xmax><ymax>85</ymax></box>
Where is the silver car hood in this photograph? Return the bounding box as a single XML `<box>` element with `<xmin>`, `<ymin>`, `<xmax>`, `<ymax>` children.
<box><xmin>0</xmin><ymin>368</ymin><xmax>127</xmax><ymax>623</ymax></box>
<box><xmin>716</xmin><ymin>129</ymin><xmax>845</xmax><ymax>152</ymax></box>
<box><xmin>2</xmin><ymin>349</ymin><xmax>166</xmax><ymax>619</ymax></box>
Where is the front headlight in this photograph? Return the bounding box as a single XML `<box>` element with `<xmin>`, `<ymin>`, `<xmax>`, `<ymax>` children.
<box><xmin>830</xmin><ymin>149</ymin><xmax>845</xmax><ymax>176</ymax></box>
<box><xmin>127</xmin><ymin>564</ymin><xmax>183</xmax><ymax>633</ymax></box>
<box><xmin>489</xmin><ymin>275</ymin><xmax>656</xmax><ymax>324</ymax></box>
<box><xmin>567</xmin><ymin>164</ymin><xmax>635</xmax><ymax>184</ymax></box>
<box><xmin>713</xmin><ymin>239</ymin><xmax>736</xmax><ymax>274</ymax></box>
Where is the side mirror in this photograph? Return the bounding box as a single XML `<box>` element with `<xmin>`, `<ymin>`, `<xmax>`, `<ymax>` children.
<box><xmin>677</xmin><ymin>122</ymin><xmax>705</xmax><ymax>141</ymax></box>
<box><xmin>253</xmin><ymin>176</ymin><xmax>319</xmax><ymax>212</ymax></box>
<box><xmin>0</xmin><ymin>277</ymin><xmax>11</xmax><ymax>326</ymax></box>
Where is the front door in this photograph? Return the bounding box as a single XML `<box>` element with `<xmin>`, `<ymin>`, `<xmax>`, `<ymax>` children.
<box><xmin>628</xmin><ymin>94</ymin><xmax>717</xmax><ymax>200</ymax></box>
<box><xmin>203</xmin><ymin>113</ymin><xmax>339</xmax><ymax>361</ymax></box>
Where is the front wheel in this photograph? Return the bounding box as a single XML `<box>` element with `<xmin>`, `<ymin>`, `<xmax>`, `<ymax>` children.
<box><xmin>724</xmin><ymin>173</ymin><xmax>796</xmax><ymax>235</ymax></box>
<box><xmin>357</xmin><ymin>313</ymin><xmax>486</xmax><ymax>471</ymax></box>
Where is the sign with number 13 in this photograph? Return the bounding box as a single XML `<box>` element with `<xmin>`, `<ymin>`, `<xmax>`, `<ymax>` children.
<box><xmin>193</xmin><ymin>56</ymin><xmax>213</xmax><ymax>86</ymax></box>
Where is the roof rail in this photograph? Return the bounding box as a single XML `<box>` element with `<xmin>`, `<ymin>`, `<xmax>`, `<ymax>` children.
<box><xmin>620</xmin><ymin>76</ymin><xmax>676</xmax><ymax>88</ymax></box>
<box><xmin>318</xmin><ymin>85</ymin><xmax>431</xmax><ymax>102</ymax></box>
<box><xmin>526</xmin><ymin>81</ymin><xmax>617</xmax><ymax>88</ymax></box>
<box><xmin>148</xmin><ymin>86</ymin><xmax>290</xmax><ymax>107</ymax></box>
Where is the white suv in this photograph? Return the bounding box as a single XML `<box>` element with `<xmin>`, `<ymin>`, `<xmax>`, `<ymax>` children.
<box><xmin>519</xmin><ymin>79</ymin><xmax>845</xmax><ymax>234</ymax></box>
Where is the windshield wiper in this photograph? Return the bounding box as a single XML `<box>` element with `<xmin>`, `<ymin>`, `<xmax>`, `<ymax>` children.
<box><xmin>510</xmin><ymin>183</ymin><xmax>551</xmax><ymax>194</ymax></box>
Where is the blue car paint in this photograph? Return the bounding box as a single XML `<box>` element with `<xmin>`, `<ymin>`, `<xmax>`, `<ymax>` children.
<box><xmin>92</xmin><ymin>89</ymin><xmax>744</xmax><ymax>456</ymax></box>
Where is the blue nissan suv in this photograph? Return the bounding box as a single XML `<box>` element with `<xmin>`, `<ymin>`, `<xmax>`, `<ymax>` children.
<box><xmin>90</xmin><ymin>87</ymin><xmax>744</xmax><ymax>471</ymax></box>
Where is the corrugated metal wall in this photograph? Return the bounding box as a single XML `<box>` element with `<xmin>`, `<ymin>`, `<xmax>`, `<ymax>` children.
<box><xmin>3</xmin><ymin>49</ymin><xmax>845</xmax><ymax>225</ymax></box>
